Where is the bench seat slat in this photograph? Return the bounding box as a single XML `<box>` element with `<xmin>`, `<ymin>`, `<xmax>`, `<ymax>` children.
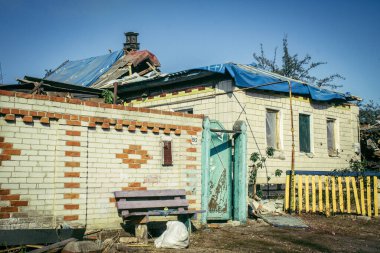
<box><xmin>117</xmin><ymin>199</ymin><xmax>189</xmax><ymax>209</ymax></box>
<box><xmin>114</xmin><ymin>189</ymin><xmax>186</xmax><ymax>198</ymax></box>
<box><xmin>121</xmin><ymin>210</ymin><xmax>205</xmax><ymax>218</ymax></box>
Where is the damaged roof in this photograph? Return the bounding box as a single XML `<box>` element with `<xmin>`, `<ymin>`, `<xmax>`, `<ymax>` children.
<box><xmin>42</xmin><ymin>49</ymin><xmax>161</xmax><ymax>88</ymax></box>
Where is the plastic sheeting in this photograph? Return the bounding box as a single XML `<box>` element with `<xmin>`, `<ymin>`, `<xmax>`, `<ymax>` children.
<box><xmin>196</xmin><ymin>63</ymin><xmax>350</xmax><ymax>102</ymax></box>
<box><xmin>266</xmin><ymin>110</ymin><xmax>278</xmax><ymax>149</ymax></box>
<box><xmin>45</xmin><ymin>50</ymin><xmax>123</xmax><ymax>87</ymax></box>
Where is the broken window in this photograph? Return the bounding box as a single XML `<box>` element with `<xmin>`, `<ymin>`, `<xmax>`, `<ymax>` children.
<box><xmin>299</xmin><ymin>114</ymin><xmax>311</xmax><ymax>153</ymax></box>
<box><xmin>162</xmin><ymin>141</ymin><xmax>173</xmax><ymax>166</ymax></box>
<box><xmin>327</xmin><ymin>118</ymin><xmax>337</xmax><ymax>156</ymax></box>
<box><xmin>266</xmin><ymin>109</ymin><xmax>280</xmax><ymax>149</ymax></box>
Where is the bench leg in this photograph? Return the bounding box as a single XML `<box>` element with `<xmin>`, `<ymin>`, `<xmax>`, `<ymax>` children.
<box><xmin>135</xmin><ymin>224</ymin><xmax>148</xmax><ymax>244</ymax></box>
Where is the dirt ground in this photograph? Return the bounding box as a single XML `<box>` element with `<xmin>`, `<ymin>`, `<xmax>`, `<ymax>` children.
<box><xmin>128</xmin><ymin>215</ymin><xmax>380</xmax><ymax>253</ymax></box>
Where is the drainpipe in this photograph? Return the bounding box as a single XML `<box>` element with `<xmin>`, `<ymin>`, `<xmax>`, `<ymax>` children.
<box><xmin>288</xmin><ymin>80</ymin><xmax>296</xmax><ymax>213</ymax></box>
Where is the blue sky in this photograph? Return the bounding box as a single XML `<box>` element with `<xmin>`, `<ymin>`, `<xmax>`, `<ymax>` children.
<box><xmin>0</xmin><ymin>0</ymin><xmax>379</xmax><ymax>102</ymax></box>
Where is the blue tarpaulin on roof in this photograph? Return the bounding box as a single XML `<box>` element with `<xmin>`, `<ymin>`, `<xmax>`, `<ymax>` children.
<box><xmin>45</xmin><ymin>50</ymin><xmax>123</xmax><ymax>87</ymax></box>
<box><xmin>197</xmin><ymin>63</ymin><xmax>349</xmax><ymax>102</ymax></box>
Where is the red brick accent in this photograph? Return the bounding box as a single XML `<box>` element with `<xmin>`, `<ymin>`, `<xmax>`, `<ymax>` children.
<box><xmin>128</xmin><ymin>182</ymin><xmax>141</xmax><ymax>187</ymax></box>
<box><xmin>64</xmin><ymin>193</ymin><xmax>80</xmax><ymax>199</ymax></box>
<box><xmin>4</xmin><ymin>114</ymin><xmax>15</xmax><ymax>121</ymax></box>
<box><xmin>64</xmin><ymin>183</ymin><xmax>80</xmax><ymax>188</ymax></box>
<box><xmin>175</xmin><ymin>129</ymin><xmax>181</xmax><ymax>135</ymax></box>
<box><xmin>0</xmin><ymin>195</ymin><xmax>20</xmax><ymax>201</ymax></box>
<box><xmin>186</xmin><ymin>147</ymin><xmax>197</xmax><ymax>152</ymax></box>
<box><xmin>0</xmin><ymin>213</ymin><xmax>10</xmax><ymax>219</ymax></box>
<box><xmin>186</xmin><ymin>165</ymin><xmax>196</xmax><ymax>170</ymax></box>
<box><xmin>22</xmin><ymin>115</ymin><xmax>33</xmax><ymax>123</ymax></box>
<box><xmin>129</xmin><ymin>145</ymin><xmax>141</xmax><ymax>150</ymax></box>
<box><xmin>2</xmin><ymin>149</ymin><xmax>21</xmax><ymax>155</ymax></box>
<box><xmin>109</xmin><ymin>197</ymin><xmax>116</xmax><ymax>203</ymax></box>
<box><xmin>64</xmin><ymin>215</ymin><xmax>79</xmax><ymax>221</ymax></box>
<box><xmin>164</xmin><ymin>128</ymin><xmax>171</xmax><ymax>134</ymax></box>
<box><xmin>140</xmin><ymin>126</ymin><xmax>148</xmax><ymax>132</ymax></box>
<box><xmin>0</xmin><ymin>207</ymin><xmax>18</xmax><ymax>212</ymax></box>
<box><xmin>66</xmin><ymin>130</ymin><xmax>81</xmax><ymax>136</ymax></box>
<box><xmin>187</xmin><ymin>130</ymin><xmax>197</xmax><ymax>135</ymax></box>
<box><xmin>152</xmin><ymin>127</ymin><xmax>160</xmax><ymax>134</ymax></box>
<box><xmin>116</xmin><ymin>145</ymin><xmax>152</xmax><ymax>169</ymax></box>
<box><xmin>10</xmin><ymin>201</ymin><xmax>28</xmax><ymax>207</ymax></box>
<box><xmin>65</xmin><ymin>151</ymin><xmax>81</xmax><ymax>157</ymax></box>
<box><xmin>100</xmin><ymin>122</ymin><xmax>109</xmax><ymax>129</ymax></box>
<box><xmin>64</xmin><ymin>172</ymin><xmax>80</xmax><ymax>177</ymax></box>
<box><xmin>122</xmin><ymin>187</ymin><xmax>147</xmax><ymax>191</ymax></box>
<box><xmin>64</xmin><ymin>204</ymin><xmax>79</xmax><ymax>210</ymax></box>
<box><xmin>188</xmin><ymin>199</ymin><xmax>196</xmax><ymax>204</ymax></box>
<box><xmin>40</xmin><ymin>117</ymin><xmax>50</xmax><ymax>124</ymax></box>
<box><xmin>67</xmin><ymin>120</ymin><xmax>81</xmax><ymax>126</ymax></box>
<box><xmin>0</xmin><ymin>189</ymin><xmax>10</xmax><ymax>195</ymax></box>
<box><xmin>66</xmin><ymin>141</ymin><xmax>80</xmax><ymax>146</ymax></box>
<box><xmin>115</xmin><ymin>124</ymin><xmax>123</xmax><ymax>130</ymax></box>
<box><xmin>65</xmin><ymin>162</ymin><xmax>80</xmax><ymax>167</ymax></box>
<box><xmin>128</xmin><ymin>164</ymin><xmax>141</xmax><ymax>169</ymax></box>
<box><xmin>128</xmin><ymin>125</ymin><xmax>136</xmax><ymax>132</ymax></box>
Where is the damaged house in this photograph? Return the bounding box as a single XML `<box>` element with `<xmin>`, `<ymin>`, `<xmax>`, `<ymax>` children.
<box><xmin>0</xmin><ymin>32</ymin><xmax>362</xmax><ymax>244</ymax></box>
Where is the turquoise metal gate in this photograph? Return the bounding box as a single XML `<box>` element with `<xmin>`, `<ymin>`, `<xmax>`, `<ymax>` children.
<box><xmin>207</xmin><ymin>120</ymin><xmax>232</xmax><ymax>220</ymax></box>
<box><xmin>201</xmin><ymin>118</ymin><xmax>247</xmax><ymax>223</ymax></box>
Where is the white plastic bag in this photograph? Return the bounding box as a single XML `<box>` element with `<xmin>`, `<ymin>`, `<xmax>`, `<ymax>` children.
<box><xmin>154</xmin><ymin>221</ymin><xmax>189</xmax><ymax>249</ymax></box>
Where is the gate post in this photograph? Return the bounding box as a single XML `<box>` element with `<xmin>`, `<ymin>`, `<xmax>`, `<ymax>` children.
<box><xmin>201</xmin><ymin>117</ymin><xmax>211</xmax><ymax>224</ymax></box>
<box><xmin>233</xmin><ymin>120</ymin><xmax>247</xmax><ymax>223</ymax></box>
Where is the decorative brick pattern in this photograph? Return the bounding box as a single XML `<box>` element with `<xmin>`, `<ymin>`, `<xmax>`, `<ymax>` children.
<box><xmin>116</xmin><ymin>145</ymin><xmax>152</xmax><ymax>169</ymax></box>
<box><xmin>0</xmin><ymin>137</ymin><xmax>21</xmax><ymax>164</ymax></box>
<box><xmin>0</xmin><ymin>90</ymin><xmax>203</xmax><ymax>229</ymax></box>
<box><xmin>0</xmin><ymin>186</ymin><xmax>28</xmax><ymax>219</ymax></box>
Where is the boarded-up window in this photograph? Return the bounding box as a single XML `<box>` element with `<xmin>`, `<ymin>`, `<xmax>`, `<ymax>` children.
<box><xmin>299</xmin><ymin>114</ymin><xmax>311</xmax><ymax>153</ymax></box>
<box><xmin>327</xmin><ymin>118</ymin><xmax>337</xmax><ymax>156</ymax></box>
<box><xmin>266</xmin><ymin>109</ymin><xmax>280</xmax><ymax>149</ymax></box>
<box><xmin>162</xmin><ymin>141</ymin><xmax>173</xmax><ymax>166</ymax></box>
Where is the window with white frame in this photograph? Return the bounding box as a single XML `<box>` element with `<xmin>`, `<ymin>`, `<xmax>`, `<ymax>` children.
<box><xmin>266</xmin><ymin>109</ymin><xmax>280</xmax><ymax>149</ymax></box>
<box><xmin>299</xmin><ymin>113</ymin><xmax>311</xmax><ymax>153</ymax></box>
<box><xmin>327</xmin><ymin>118</ymin><xmax>338</xmax><ymax>156</ymax></box>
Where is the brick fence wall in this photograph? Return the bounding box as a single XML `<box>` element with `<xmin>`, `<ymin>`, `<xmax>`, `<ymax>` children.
<box><xmin>0</xmin><ymin>90</ymin><xmax>203</xmax><ymax>229</ymax></box>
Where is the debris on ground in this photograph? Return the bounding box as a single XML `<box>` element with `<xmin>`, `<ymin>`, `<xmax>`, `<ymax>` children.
<box><xmin>154</xmin><ymin>221</ymin><xmax>189</xmax><ymax>249</ymax></box>
<box><xmin>248</xmin><ymin>198</ymin><xmax>284</xmax><ymax>217</ymax></box>
<box><xmin>62</xmin><ymin>241</ymin><xmax>102</xmax><ymax>253</ymax></box>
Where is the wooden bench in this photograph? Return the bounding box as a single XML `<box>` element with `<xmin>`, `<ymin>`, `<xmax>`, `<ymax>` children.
<box><xmin>114</xmin><ymin>189</ymin><xmax>204</xmax><ymax>243</ymax></box>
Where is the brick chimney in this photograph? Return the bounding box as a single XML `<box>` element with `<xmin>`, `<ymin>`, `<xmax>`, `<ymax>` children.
<box><xmin>123</xmin><ymin>32</ymin><xmax>140</xmax><ymax>53</ymax></box>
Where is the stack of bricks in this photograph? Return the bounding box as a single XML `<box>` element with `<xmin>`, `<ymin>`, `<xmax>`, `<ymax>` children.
<box><xmin>0</xmin><ymin>90</ymin><xmax>203</xmax><ymax>229</ymax></box>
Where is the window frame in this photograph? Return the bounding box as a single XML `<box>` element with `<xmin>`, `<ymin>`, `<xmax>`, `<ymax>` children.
<box><xmin>326</xmin><ymin>118</ymin><xmax>339</xmax><ymax>157</ymax></box>
<box><xmin>299</xmin><ymin>113</ymin><xmax>313</xmax><ymax>154</ymax></box>
<box><xmin>265</xmin><ymin>108</ymin><xmax>282</xmax><ymax>150</ymax></box>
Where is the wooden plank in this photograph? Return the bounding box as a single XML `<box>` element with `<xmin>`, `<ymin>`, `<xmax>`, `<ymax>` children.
<box><xmin>122</xmin><ymin>210</ymin><xmax>203</xmax><ymax>217</ymax></box>
<box><xmin>285</xmin><ymin>175</ymin><xmax>290</xmax><ymax>211</ymax></box>
<box><xmin>338</xmin><ymin>177</ymin><xmax>344</xmax><ymax>213</ymax></box>
<box><xmin>298</xmin><ymin>175</ymin><xmax>303</xmax><ymax>213</ymax></box>
<box><xmin>117</xmin><ymin>199</ymin><xmax>189</xmax><ymax>209</ymax></box>
<box><xmin>345</xmin><ymin>177</ymin><xmax>351</xmax><ymax>214</ymax></box>
<box><xmin>305</xmin><ymin>176</ymin><xmax>309</xmax><ymax>213</ymax></box>
<box><xmin>360</xmin><ymin>176</ymin><xmax>366</xmax><ymax>216</ymax></box>
<box><xmin>325</xmin><ymin>176</ymin><xmax>330</xmax><ymax>217</ymax></box>
<box><xmin>312</xmin><ymin>176</ymin><xmax>316</xmax><ymax>213</ymax></box>
<box><xmin>28</xmin><ymin>238</ymin><xmax>77</xmax><ymax>253</ymax></box>
<box><xmin>351</xmin><ymin>177</ymin><xmax>361</xmax><ymax>214</ymax></box>
<box><xmin>114</xmin><ymin>189</ymin><xmax>186</xmax><ymax>198</ymax></box>
<box><xmin>367</xmin><ymin>176</ymin><xmax>372</xmax><ymax>217</ymax></box>
<box><xmin>331</xmin><ymin>176</ymin><xmax>337</xmax><ymax>214</ymax></box>
<box><xmin>318</xmin><ymin>176</ymin><xmax>323</xmax><ymax>212</ymax></box>
<box><xmin>374</xmin><ymin>176</ymin><xmax>378</xmax><ymax>217</ymax></box>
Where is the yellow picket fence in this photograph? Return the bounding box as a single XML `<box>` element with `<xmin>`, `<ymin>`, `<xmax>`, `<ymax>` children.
<box><xmin>284</xmin><ymin>171</ymin><xmax>379</xmax><ymax>217</ymax></box>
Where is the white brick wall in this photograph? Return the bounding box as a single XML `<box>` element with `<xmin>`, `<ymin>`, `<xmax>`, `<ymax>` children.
<box><xmin>0</xmin><ymin>93</ymin><xmax>203</xmax><ymax>229</ymax></box>
<box><xmin>134</xmin><ymin>80</ymin><xmax>360</xmax><ymax>184</ymax></box>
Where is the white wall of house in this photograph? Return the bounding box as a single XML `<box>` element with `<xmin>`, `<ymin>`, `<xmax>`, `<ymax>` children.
<box><xmin>132</xmin><ymin>80</ymin><xmax>360</xmax><ymax>184</ymax></box>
